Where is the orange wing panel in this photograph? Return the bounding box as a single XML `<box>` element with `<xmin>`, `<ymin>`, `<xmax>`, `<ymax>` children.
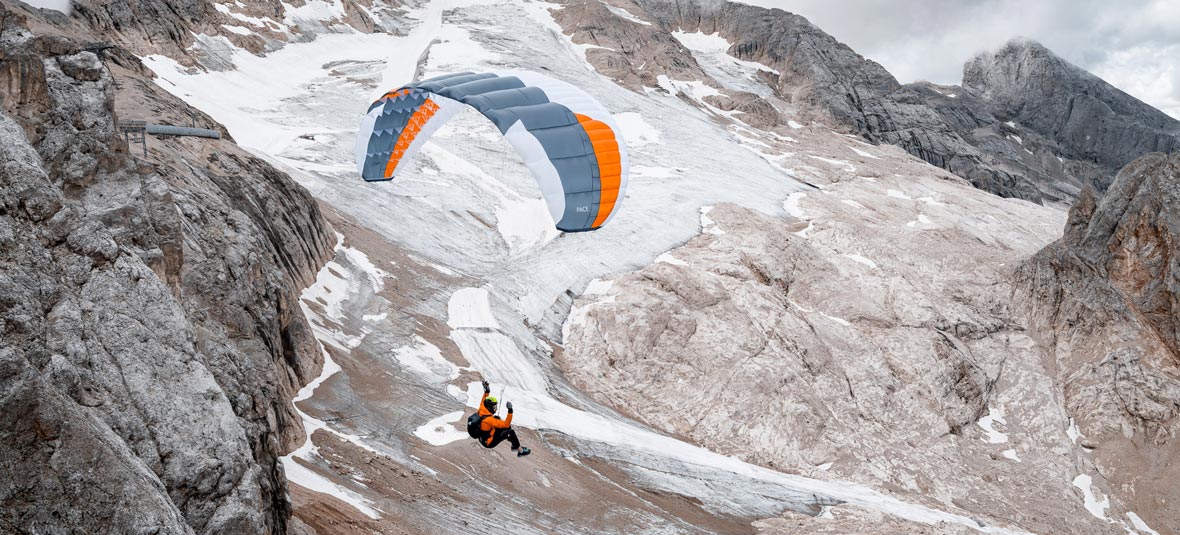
<box><xmin>574</xmin><ymin>113</ymin><xmax>622</xmax><ymax>228</ymax></box>
<box><xmin>383</xmin><ymin>98</ymin><xmax>440</xmax><ymax>178</ymax></box>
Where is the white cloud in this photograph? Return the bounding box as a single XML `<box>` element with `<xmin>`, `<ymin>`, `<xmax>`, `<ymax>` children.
<box><xmin>21</xmin><ymin>0</ymin><xmax>71</xmax><ymax>14</ymax></box>
<box><xmin>740</xmin><ymin>0</ymin><xmax>1180</xmax><ymax>119</ymax></box>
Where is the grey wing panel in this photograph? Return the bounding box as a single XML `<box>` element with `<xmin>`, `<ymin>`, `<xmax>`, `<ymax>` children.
<box><xmin>365</xmin><ymin>72</ymin><xmax>616</xmax><ymax>231</ymax></box>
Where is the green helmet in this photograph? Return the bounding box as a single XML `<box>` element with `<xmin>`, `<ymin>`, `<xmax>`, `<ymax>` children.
<box><xmin>484</xmin><ymin>396</ymin><xmax>498</xmax><ymax>411</ymax></box>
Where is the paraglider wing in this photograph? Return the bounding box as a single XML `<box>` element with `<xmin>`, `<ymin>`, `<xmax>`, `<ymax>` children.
<box><xmin>355</xmin><ymin>71</ymin><xmax>628</xmax><ymax>232</ymax></box>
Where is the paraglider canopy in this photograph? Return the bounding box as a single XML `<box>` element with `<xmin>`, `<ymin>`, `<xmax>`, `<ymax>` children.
<box><xmin>355</xmin><ymin>71</ymin><xmax>628</xmax><ymax>232</ymax></box>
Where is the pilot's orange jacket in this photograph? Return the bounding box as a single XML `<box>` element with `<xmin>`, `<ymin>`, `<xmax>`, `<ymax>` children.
<box><xmin>478</xmin><ymin>391</ymin><xmax>512</xmax><ymax>446</ymax></box>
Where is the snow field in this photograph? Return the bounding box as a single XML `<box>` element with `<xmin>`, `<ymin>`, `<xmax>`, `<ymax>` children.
<box><xmin>282</xmin><ymin>236</ymin><xmax>384</xmax><ymax>519</ymax></box>
<box><xmin>444</xmin><ymin>287</ymin><xmax>1033</xmax><ymax>533</ymax></box>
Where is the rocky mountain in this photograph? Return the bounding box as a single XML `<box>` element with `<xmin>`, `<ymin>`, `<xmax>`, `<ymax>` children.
<box><xmin>559</xmin><ymin>0</ymin><xmax>1180</xmax><ymax>206</ymax></box>
<box><xmin>0</xmin><ymin>4</ymin><xmax>334</xmax><ymax>534</ymax></box>
<box><xmin>965</xmin><ymin>41</ymin><xmax>1180</xmax><ymax>175</ymax></box>
<box><xmin>5</xmin><ymin>0</ymin><xmax>1179</xmax><ymax>534</ymax></box>
<box><xmin>1016</xmin><ymin>153</ymin><xmax>1180</xmax><ymax>526</ymax></box>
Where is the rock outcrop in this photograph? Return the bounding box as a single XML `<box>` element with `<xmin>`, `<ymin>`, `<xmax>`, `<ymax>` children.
<box><xmin>1016</xmin><ymin>153</ymin><xmax>1180</xmax><ymax>532</ymax></box>
<box><xmin>0</xmin><ymin>8</ymin><xmax>334</xmax><ymax>534</ymax></box>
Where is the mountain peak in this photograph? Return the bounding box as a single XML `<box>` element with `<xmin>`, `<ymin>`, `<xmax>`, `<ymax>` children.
<box><xmin>962</xmin><ymin>36</ymin><xmax>1180</xmax><ymax>171</ymax></box>
<box><xmin>963</xmin><ymin>37</ymin><xmax>1078</xmax><ymax>95</ymax></box>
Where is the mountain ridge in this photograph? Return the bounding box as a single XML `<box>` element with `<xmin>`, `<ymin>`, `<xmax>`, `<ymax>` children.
<box><xmin>569</xmin><ymin>0</ymin><xmax>1180</xmax><ymax>205</ymax></box>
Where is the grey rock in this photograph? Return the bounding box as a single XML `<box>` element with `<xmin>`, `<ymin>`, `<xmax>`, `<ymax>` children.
<box><xmin>56</xmin><ymin>51</ymin><xmax>104</xmax><ymax>82</ymax></box>
<box><xmin>0</xmin><ymin>11</ymin><xmax>334</xmax><ymax>535</ymax></box>
<box><xmin>964</xmin><ymin>40</ymin><xmax>1180</xmax><ymax>174</ymax></box>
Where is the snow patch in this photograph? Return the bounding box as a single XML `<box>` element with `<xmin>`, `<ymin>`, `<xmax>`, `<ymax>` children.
<box><xmin>446</xmin><ymin>384</ymin><xmax>467</xmax><ymax>402</ymax></box>
<box><xmin>563</xmin><ymin>279</ymin><xmax>618</xmax><ymax>343</ymax></box>
<box><xmin>655</xmin><ymin>75</ymin><xmax>722</xmax><ymax>100</ymax></box>
<box><xmin>427</xmin><ymin>262</ymin><xmax>458</xmax><ymax>277</ymax></box>
<box><xmin>670</xmin><ymin>31</ymin><xmax>780</xmax><ymax>98</ymax></box>
<box><xmin>283</xmin><ymin>458</ymin><xmax>381</xmax><ymax>518</ymax></box>
<box><xmin>788</xmin><ymin>120</ymin><xmax>804</xmax><ymax>129</ymax></box>
<box><xmin>1067</xmin><ymin>418</ymin><xmax>1085</xmax><ymax>445</ymax></box>
<box><xmin>820</xmin><ymin>312</ymin><xmax>851</xmax><ymax>326</ymax></box>
<box><xmin>700</xmin><ymin>205</ymin><xmax>725</xmax><ymax>235</ymax></box>
<box><xmin>808</xmin><ymin>155</ymin><xmax>856</xmax><ymax>172</ymax></box>
<box><xmin>584</xmin><ymin>278</ymin><xmax>615</xmax><ymax>296</ymax></box>
<box><xmin>496</xmin><ymin>197</ymin><xmax>561</xmax><ymax>254</ymax></box>
<box><xmin>1072</xmin><ymin>474</ymin><xmax>1109</xmax><ymax>519</ymax></box>
<box><xmin>447</xmin><ymin>288</ymin><xmax>500</xmax><ymax>329</ymax></box>
<box><xmin>393</xmin><ymin>335</ymin><xmax>459</xmax><ymax>383</ymax></box>
<box><xmin>886</xmin><ymin>189</ymin><xmax>912</xmax><ymax>200</ymax></box>
<box><xmin>843</xmin><ymin>254</ymin><xmax>878</xmax><ymax>269</ymax></box>
<box><xmin>783</xmin><ymin>192</ymin><xmax>809</xmax><ymax>220</ymax></box>
<box><xmin>977</xmin><ymin>406</ymin><xmax>1009</xmax><ymax>444</ymax></box>
<box><xmin>1126</xmin><ymin>512</ymin><xmax>1160</xmax><ymax>535</ymax></box>
<box><xmin>220</xmin><ymin>24</ymin><xmax>254</xmax><ymax>36</ymax></box>
<box><xmin>849</xmin><ymin>146</ymin><xmax>879</xmax><ymax>159</ymax></box>
<box><xmin>1002</xmin><ymin>449</ymin><xmax>1021</xmax><ymax>462</ymax></box>
<box><xmin>452</xmin><ymin>332</ymin><xmax>550</xmax><ymax>393</ymax></box>
<box><xmin>615</xmin><ymin>112</ymin><xmax>661</xmax><ymax>147</ymax></box>
<box><xmin>656</xmin><ymin>253</ymin><xmax>689</xmax><ymax>266</ymax></box>
<box><xmin>603</xmin><ymin>2</ymin><xmax>651</xmax><ymax>25</ymax></box>
<box><xmin>362</xmin><ymin>312</ymin><xmax>387</xmax><ymax>322</ymax></box>
<box><xmin>345</xmin><ymin>246</ymin><xmax>390</xmax><ymax>291</ymax></box>
<box><xmin>422</xmin><ymin>22</ymin><xmax>501</xmax><ymax>74</ymax></box>
<box><xmin>421</xmin><ymin>143</ymin><xmax>559</xmax><ymax>255</ymax></box>
<box><xmin>414</xmin><ymin>411</ymin><xmax>469</xmax><ymax>446</ymax></box>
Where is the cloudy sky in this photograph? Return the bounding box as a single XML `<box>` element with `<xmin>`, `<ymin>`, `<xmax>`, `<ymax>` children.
<box><xmin>746</xmin><ymin>0</ymin><xmax>1180</xmax><ymax>119</ymax></box>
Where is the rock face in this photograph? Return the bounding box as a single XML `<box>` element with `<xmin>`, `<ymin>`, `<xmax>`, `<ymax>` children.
<box><xmin>0</xmin><ymin>8</ymin><xmax>333</xmax><ymax>535</ymax></box>
<box><xmin>558</xmin><ymin>149</ymin><xmax>1131</xmax><ymax>533</ymax></box>
<box><xmin>965</xmin><ymin>40</ymin><xmax>1180</xmax><ymax>174</ymax></box>
<box><xmin>557</xmin><ymin>0</ymin><xmax>1180</xmax><ymax>205</ymax></box>
<box><xmin>1016</xmin><ymin>153</ymin><xmax>1180</xmax><ymax>532</ymax></box>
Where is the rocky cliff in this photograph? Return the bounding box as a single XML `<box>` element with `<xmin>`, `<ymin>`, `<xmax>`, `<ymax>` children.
<box><xmin>1016</xmin><ymin>153</ymin><xmax>1180</xmax><ymax>531</ymax></box>
<box><xmin>0</xmin><ymin>5</ymin><xmax>334</xmax><ymax>534</ymax></box>
<box><xmin>555</xmin><ymin>0</ymin><xmax>1180</xmax><ymax>206</ymax></box>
